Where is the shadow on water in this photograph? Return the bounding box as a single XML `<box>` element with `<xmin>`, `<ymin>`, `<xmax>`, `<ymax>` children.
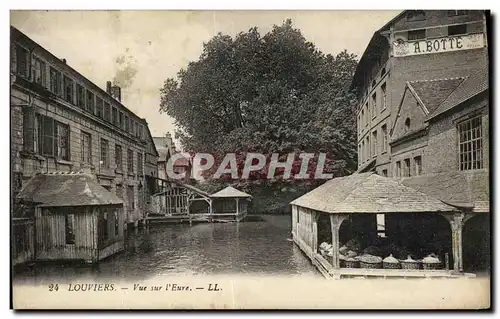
<box><xmin>13</xmin><ymin>214</ymin><xmax>319</xmax><ymax>284</ymax></box>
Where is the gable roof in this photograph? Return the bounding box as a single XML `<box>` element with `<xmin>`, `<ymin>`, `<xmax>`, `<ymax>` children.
<box><xmin>408</xmin><ymin>77</ymin><xmax>466</xmax><ymax>115</ymax></box>
<box><xmin>210</xmin><ymin>186</ymin><xmax>252</xmax><ymax>198</ymax></box>
<box><xmin>426</xmin><ymin>66</ymin><xmax>489</xmax><ymax>121</ymax></box>
<box><xmin>290</xmin><ymin>172</ymin><xmax>457</xmax><ymax>214</ymax></box>
<box><xmin>400</xmin><ymin>170</ymin><xmax>489</xmax><ymax>212</ymax></box>
<box><xmin>16</xmin><ymin>172</ymin><xmax>124</xmax><ymax>207</ymax></box>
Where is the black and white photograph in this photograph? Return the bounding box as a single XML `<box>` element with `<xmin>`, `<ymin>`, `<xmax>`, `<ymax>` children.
<box><xmin>9</xmin><ymin>8</ymin><xmax>491</xmax><ymax>309</ymax></box>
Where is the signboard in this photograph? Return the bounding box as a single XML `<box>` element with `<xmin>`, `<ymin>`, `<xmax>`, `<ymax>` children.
<box><xmin>393</xmin><ymin>33</ymin><xmax>485</xmax><ymax>57</ymax></box>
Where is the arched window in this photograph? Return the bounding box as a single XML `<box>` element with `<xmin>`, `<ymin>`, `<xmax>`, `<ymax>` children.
<box><xmin>404</xmin><ymin>118</ymin><xmax>411</xmax><ymax>132</ymax></box>
<box><xmin>407</xmin><ymin>10</ymin><xmax>426</xmax><ymax>22</ymax></box>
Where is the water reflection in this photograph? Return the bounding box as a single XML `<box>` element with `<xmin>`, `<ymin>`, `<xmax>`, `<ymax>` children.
<box><xmin>13</xmin><ymin>215</ymin><xmax>319</xmax><ymax>284</ymax></box>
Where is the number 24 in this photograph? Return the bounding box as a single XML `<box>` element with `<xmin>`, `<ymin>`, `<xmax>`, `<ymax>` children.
<box><xmin>48</xmin><ymin>284</ymin><xmax>59</xmax><ymax>291</ymax></box>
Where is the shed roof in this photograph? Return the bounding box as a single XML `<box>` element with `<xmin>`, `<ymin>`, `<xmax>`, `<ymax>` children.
<box><xmin>400</xmin><ymin>170</ymin><xmax>489</xmax><ymax>213</ymax></box>
<box><xmin>210</xmin><ymin>186</ymin><xmax>252</xmax><ymax>198</ymax></box>
<box><xmin>290</xmin><ymin>172</ymin><xmax>457</xmax><ymax>214</ymax></box>
<box><xmin>16</xmin><ymin>172</ymin><xmax>124</xmax><ymax>207</ymax></box>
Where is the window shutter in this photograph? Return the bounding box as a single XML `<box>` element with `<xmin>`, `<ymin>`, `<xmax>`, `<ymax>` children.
<box><xmin>23</xmin><ymin>109</ymin><xmax>34</xmax><ymax>152</ymax></box>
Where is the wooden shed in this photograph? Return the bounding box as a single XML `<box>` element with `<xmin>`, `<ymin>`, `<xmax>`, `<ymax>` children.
<box><xmin>211</xmin><ymin>186</ymin><xmax>252</xmax><ymax>222</ymax></box>
<box><xmin>16</xmin><ymin>172</ymin><xmax>125</xmax><ymax>264</ymax></box>
<box><xmin>290</xmin><ymin>172</ymin><xmax>480</xmax><ymax>279</ymax></box>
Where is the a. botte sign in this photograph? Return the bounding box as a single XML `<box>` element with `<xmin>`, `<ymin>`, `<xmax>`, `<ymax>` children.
<box><xmin>393</xmin><ymin>33</ymin><xmax>486</xmax><ymax>57</ymax></box>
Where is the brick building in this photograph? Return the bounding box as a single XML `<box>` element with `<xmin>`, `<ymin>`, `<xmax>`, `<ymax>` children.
<box><xmin>10</xmin><ymin>26</ymin><xmax>157</xmax><ymax>229</ymax></box>
<box><xmin>350</xmin><ymin>10</ymin><xmax>488</xmax><ymax>176</ymax></box>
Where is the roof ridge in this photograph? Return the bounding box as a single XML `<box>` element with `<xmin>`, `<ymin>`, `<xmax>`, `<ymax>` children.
<box><xmin>409</xmin><ymin>76</ymin><xmax>467</xmax><ymax>84</ymax></box>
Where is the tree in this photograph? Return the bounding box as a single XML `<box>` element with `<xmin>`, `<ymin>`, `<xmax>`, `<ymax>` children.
<box><xmin>160</xmin><ymin>19</ymin><xmax>358</xmax><ymax>188</ymax></box>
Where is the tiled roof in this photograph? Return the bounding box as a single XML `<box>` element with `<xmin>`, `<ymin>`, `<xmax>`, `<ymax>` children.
<box><xmin>400</xmin><ymin>170</ymin><xmax>489</xmax><ymax>212</ymax></box>
<box><xmin>427</xmin><ymin>66</ymin><xmax>489</xmax><ymax>120</ymax></box>
<box><xmin>211</xmin><ymin>186</ymin><xmax>252</xmax><ymax>198</ymax></box>
<box><xmin>408</xmin><ymin>77</ymin><xmax>465</xmax><ymax>115</ymax></box>
<box><xmin>16</xmin><ymin>172</ymin><xmax>124</xmax><ymax>207</ymax></box>
<box><xmin>290</xmin><ymin>172</ymin><xmax>457</xmax><ymax>214</ymax></box>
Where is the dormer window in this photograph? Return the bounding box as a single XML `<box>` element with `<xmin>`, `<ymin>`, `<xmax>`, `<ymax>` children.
<box><xmin>404</xmin><ymin>118</ymin><xmax>411</xmax><ymax>132</ymax></box>
<box><xmin>407</xmin><ymin>10</ymin><xmax>426</xmax><ymax>22</ymax></box>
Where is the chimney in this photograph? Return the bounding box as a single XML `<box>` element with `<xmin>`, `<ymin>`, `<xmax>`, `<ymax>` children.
<box><xmin>61</xmin><ymin>58</ymin><xmax>67</xmax><ymax>64</ymax></box>
<box><xmin>106</xmin><ymin>81</ymin><xmax>112</xmax><ymax>94</ymax></box>
<box><xmin>110</xmin><ymin>85</ymin><xmax>121</xmax><ymax>102</ymax></box>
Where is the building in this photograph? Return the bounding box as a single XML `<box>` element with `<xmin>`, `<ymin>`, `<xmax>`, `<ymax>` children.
<box><xmin>290</xmin><ymin>10</ymin><xmax>490</xmax><ymax>279</ymax></box>
<box><xmin>153</xmin><ymin>133</ymin><xmax>192</xmax><ymax>181</ymax></box>
<box><xmin>16</xmin><ymin>172</ymin><xmax>125</xmax><ymax>264</ymax></box>
<box><xmin>350</xmin><ymin>10</ymin><xmax>488</xmax><ymax>176</ymax></box>
<box><xmin>10</xmin><ymin>26</ymin><xmax>157</xmax><ymax>231</ymax></box>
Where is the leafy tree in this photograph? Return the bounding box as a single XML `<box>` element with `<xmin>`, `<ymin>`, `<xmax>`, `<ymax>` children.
<box><xmin>160</xmin><ymin>19</ymin><xmax>358</xmax><ymax>194</ymax></box>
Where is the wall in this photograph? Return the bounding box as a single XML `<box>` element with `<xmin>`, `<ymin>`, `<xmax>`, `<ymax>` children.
<box><xmin>425</xmin><ymin>92</ymin><xmax>489</xmax><ymax>174</ymax></box>
<box><xmin>35</xmin><ymin>206</ymin><xmax>98</xmax><ymax>263</ymax></box>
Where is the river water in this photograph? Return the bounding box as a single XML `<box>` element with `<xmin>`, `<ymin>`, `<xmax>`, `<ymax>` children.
<box><xmin>13</xmin><ymin>215</ymin><xmax>319</xmax><ymax>285</ymax></box>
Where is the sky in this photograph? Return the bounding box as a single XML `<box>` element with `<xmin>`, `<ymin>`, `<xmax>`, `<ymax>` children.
<box><xmin>10</xmin><ymin>10</ymin><xmax>399</xmax><ymax>149</ymax></box>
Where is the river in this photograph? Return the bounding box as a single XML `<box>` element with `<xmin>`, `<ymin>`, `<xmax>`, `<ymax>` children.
<box><xmin>13</xmin><ymin>215</ymin><xmax>319</xmax><ymax>285</ymax></box>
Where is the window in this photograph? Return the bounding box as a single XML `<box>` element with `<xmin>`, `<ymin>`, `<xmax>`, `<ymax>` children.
<box><xmin>49</xmin><ymin>67</ymin><xmax>62</xmax><ymax>96</ymax></box>
<box><xmin>408</xmin><ymin>29</ymin><xmax>426</xmax><ymax>41</ymax></box>
<box><xmin>447</xmin><ymin>10</ymin><xmax>468</xmax><ymax>16</ymax></box>
<box><xmin>96</xmin><ymin>97</ymin><xmax>104</xmax><ymax>118</ymax></box>
<box><xmin>114</xmin><ymin>211</ymin><xmax>119</xmax><ymax>237</ymax></box>
<box><xmin>358</xmin><ymin>145</ymin><xmax>361</xmax><ymax>164</ymax></box>
<box><xmin>381</xmin><ymin>124</ymin><xmax>388</xmax><ymax>153</ymax></box>
<box><xmin>76</xmin><ymin>84</ymin><xmax>85</xmax><ymax>108</ymax></box>
<box><xmin>135</xmin><ymin>122</ymin><xmax>139</xmax><ymax>137</ymax></box>
<box><xmin>15</xmin><ymin>45</ymin><xmax>29</xmax><ymax>78</ymax></box>
<box><xmin>396</xmin><ymin>161</ymin><xmax>401</xmax><ymax>177</ymax></box>
<box><xmin>404</xmin><ymin>118</ymin><xmax>411</xmax><ymax>132</ymax></box>
<box><xmin>119</xmin><ymin>112</ymin><xmax>124</xmax><ymax>129</ymax></box>
<box><xmin>137</xmin><ymin>152</ymin><xmax>143</xmax><ymax>175</ymax></box>
<box><xmin>130</xmin><ymin>118</ymin><xmax>134</xmax><ymax>134</ymax></box>
<box><xmin>65</xmin><ymin>214</ymin><xmax>75</xmax><ymax>245</ymax></box>
<box><xmin>100</xmin><ymin>211</ymin><xmax>109</xmax><ymax>242</ymax></box>
<box><xmin>381</xmin><ymin>83</ymin><xmax>387</xmax><ymax>110</ymax></box>
<box><xmin>115</xmin><ymin>144</ymin><xmax>123</xmax><ymax>171</ymax></box>
<box><xmin>381</xmin><ymin>68</ymin><xmax>386</xmax><ymax>76</ymax></box>
<box><xmin>81</xmin><ymin>131</ymin><xmax>92</xmax><ymax>164</ymax></box>
<box><xmin>414</xmin><ymin>156</ymin><xmax>422</xmax><ymax>176</ymax></box>
<box><xmin>104</xmin><ymin>102</ymin><xmax>111</xmax><ymax>122</ymax></box>
<box><xmin>361</xmin><ymin>140</ymin><xmax>365</xmax><ymax>163</ymax></box>
<box><xmin>138</xmin><ymin>185</ymin><xmax>144</xmax><ymax>211</ymax></box>
<box><xmin>366</xmin><ymin>136</ymin><xmax>370</xmax><ymax>160</ymax></box>
<box><xmin>63</xmin><ymin>76</ymin><xmax>74</xmax><ymax>103</ymax></box>
<box><xmin>382</xmin><ymin>169</ymin><xmax>388</xmax><ymax>177</ymax></box>
<box><xmin>127</xmin><ymin>149</ymin><xmax>134</xmax><ymax>173</ymax></box>
<box><xmin>128</xmin><ymin>186</ymin><xmax>135</xmax><ymax>211</ymax></box>
<box><xmin>364</xmin><ymin>103</ymin><xmax>368</xmax><ymax>126</ymax></box>
<box><xmin>112</xmin><ymin>107</ymin><xmax>118</xmax><ymax>126</ymax></box>
<box><xmin>86</xmin><ymin>90</ymin><xmax>95</xmax><ymax>114</ymax></box>
<box><xmin>458</xmin><ymin>116</ymin><xmax>483</xmax><ymax>170</ymax></box>
<box><xmin>39</xmin><ymin>115</ymin><xmax>69</xmax><ymax>159</ymax></box>
<box><xmin>23</xmin><ymin>110</ymin><xmax>40</xmax><ymax>153</ymax></box>
<box><xmin>448</xmin><ymin>24</ymin><xmax>467</xmax><ymax>36</ymax></box>
<box><xmin>31</xmin><ymin>56</ymin><xmax>46</xmax><ymax>86</ymax></box>
<box><xmin>125</xmin><ymin>115</ymin><xmax>129</xmax><ymax>131</ymax></box>
<box><xmin>376</xmin><ymin>214</ymin><xmax>386</xmax><ymax>238</ymax></box>
<box><xmin>404</xmin><ymin>159</ymin><xmax>411</xmax><ymax>177</ymax></box>
<box><xmin>407</xmin><ymin>10</ymin><xmax>426</xmax><ymax>21</ymax></box>
<box><xmin>371</xmin><ymin>93</ymin><xmax>377</xmax><ymax>118</ymax></box>
<box><xmin>372</xmin><ymin>131</ymin><xmax>378</xmax><ymax>157</ymax></box>
<box><xmin>101</xmin><ymin>138</ymin><xmax>109</xmax><ymax>168</ymax></box>
<box><xmin>361</xmin><ymin>109</ymin><xmax>365</xmax><ymax>129</ymax></box>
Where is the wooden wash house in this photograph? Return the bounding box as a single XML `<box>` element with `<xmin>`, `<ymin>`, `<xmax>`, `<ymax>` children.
<box><xmin>16</xmin><ymin>172</ymin><xmax>125</xmax><ymax>264</ymax></box>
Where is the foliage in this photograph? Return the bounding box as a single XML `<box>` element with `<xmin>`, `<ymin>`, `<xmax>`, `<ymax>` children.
<box><xmin>160</xmin><ymin>19</ymin><xmax>359</xmax><ymax>189</ymax></box>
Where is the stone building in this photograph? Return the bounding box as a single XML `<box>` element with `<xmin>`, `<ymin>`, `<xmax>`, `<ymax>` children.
<box><xmin>10</xmin><ymin>26</ymin><xmax>157</xmax><ymax>229</ymax></box>
<box><xmin>350</xmin><ymin>10</ymin><xmax>488</xmax><ymax>176</ymax></box>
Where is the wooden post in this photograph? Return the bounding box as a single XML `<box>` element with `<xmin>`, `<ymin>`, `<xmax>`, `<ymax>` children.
<box><xmin>329</xmin><ymin>214</ymin><xmax>348</xmax><ymax>269</ymax></box>
<box><xmin>312</xmin><ymin>212</ymin><xmax>318</xmax><ymax>253</ymax></box>
<box><xmin>209</xmin><ymin>199</ymin><xmax>213</xmax><ymax>223</ymax></box>
<box><xmin>235</xmin><ymin>198</ymin><xmax>239</xmax><ymax>222</ymax></box>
